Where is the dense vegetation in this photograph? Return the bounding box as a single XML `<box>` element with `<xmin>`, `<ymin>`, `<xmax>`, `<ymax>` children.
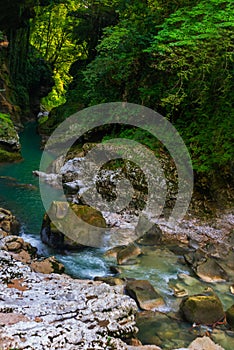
<box><xmin>1</xmin><ymin>0</ymin><xmax>233</xmax><ymax>176</ymax></box>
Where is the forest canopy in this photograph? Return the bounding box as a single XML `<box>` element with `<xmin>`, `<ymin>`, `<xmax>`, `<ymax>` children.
<box><xmin>28</xmin><ymin>0</ymin><xmax>234</xmax><ymax>173</ymax></box>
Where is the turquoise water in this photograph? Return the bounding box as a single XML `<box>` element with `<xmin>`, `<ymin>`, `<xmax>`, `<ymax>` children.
<box><xmin>0</xmin><ymin>122</ymin><xmax>111</xmax><ymax>278</ymax></box>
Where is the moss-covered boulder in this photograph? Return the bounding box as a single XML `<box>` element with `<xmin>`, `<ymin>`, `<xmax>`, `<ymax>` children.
<box><xmin>226</xmin><ymin>304</ymin><xmax>234</xmax><ymax>329</ymax></box>
<box><xmin>41</xmin><ymin>201</ymin><xmax>106</xmax><ymax>249</ymax></box>
<box><xmin>0</xmin><ymin>113</ymin><xmax>21</xmax><ymax>162</ymax></box>
<box><xmin>180</xmin><ymin>291</ymin><xmax>225</xmax><ymax>325</ymax></box>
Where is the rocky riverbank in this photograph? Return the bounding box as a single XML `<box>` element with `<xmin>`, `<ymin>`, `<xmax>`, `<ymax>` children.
<box><xmin>0</xmin><ymin>202</ymin><xmax>233</xmax><ymax>350</ymax></box>
<box><xmin>1</xmin><ymin>207</ymin><xmax>233</xmax><ymax>349</ymax></box>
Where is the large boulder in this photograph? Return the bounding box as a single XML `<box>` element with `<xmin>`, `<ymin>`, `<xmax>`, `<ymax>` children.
<box><xmin>126</xmin><ymin>280</ymin><xmax>165</xmax><ymax>311</ymax></box>
<box><xmin>180</xmin><ymin>291</ymin><xmax>225</xmax><ymax>325</ymax></box>
<box><xmin>195</xmin><ymin>258</ymin><xmax>229</xmax><ymax>283</ymax></box>
<box><xmin>41</xmin><ymin>201</ymin><xmax>106</xmax><ymax>249</ymax></box>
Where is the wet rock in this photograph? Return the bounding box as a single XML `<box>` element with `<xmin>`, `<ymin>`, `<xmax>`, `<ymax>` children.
<box><xmin>195</xmin><ymin>258</ymin><xmax>229</xmax><ymax>283</ymax></box>
<box><xmin>136</xmin><ymin>224</ymin><xmax>162</xmax><ymax>246</ymax></box>
<box><xmin>41</xmin><ymin>201</ymin><xmax>106</xmax><ymax>249</ymax></box>
<box><xmin>117</xmin><ymin>244</ymin><xmax>142</xmax><ymax>265</ymax></box>
<box><xmin>180</xmin><ymin>291</ymin><xmax>225</xmax><ymax>325</ymax></box>
<box><xmin>0</xmin><ymin>250</ymin><xmax>138</xmax><ymax>349</ymax></box>
<box><xmin>126</xmin><ymin>280</ymin><xmax>165</xmax><ymax>311</ymax></box>
<box><xmin>226</xmin><ymin>304</ymin><xmax>234</xmax><ymax>329</ymax></box>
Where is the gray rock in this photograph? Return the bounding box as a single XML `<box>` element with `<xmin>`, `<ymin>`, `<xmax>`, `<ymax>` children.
<box><xmin>0</xmin><ymin>250</ymin><xmax>138</xmax><ymax>349</ymax></box>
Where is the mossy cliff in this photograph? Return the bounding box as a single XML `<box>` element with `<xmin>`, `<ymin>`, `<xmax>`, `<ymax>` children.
<box><xmin>0</xmin><ymin>0</ymin><xmax>54</xmax><ymax>162</ymax></box>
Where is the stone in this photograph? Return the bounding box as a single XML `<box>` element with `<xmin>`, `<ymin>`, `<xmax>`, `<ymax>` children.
<box><xmin>0</xmin><ymin>208</ymin><xmax>20</xmax><ymax>236</ymax></box>
<box><xmin>195</xmin><ymin>258</ymin><xmax>229</xmax><ymax>283</ymax></box>
<box><xmin>117</xmin><ymin>244</ymin><xmax>142</xmax><ymax>265</ymax></box>
<box><xmin>180</xmin><ymin>292</ymin><xmax>225</xmax><ymax>325</ymax></box>
<box><xmin>226</xmin><ymin>304</ymin><xmax>234</xmax><ymax>329</ymax></box>
<box><xmin>136</xmin><ymin>224</ymin><xmax>162</xmax><ymax>246</ymax></box>
<box><xmin>187</xmin><ymin>336</ymin><xmax>225</xmax><ymax>350</ymax></box>
<box><xmin>41</xmin><ymin>201</ymin><xmax>106</xmax><ymax>249</ymax></box>
<box><xmin>30</xmin><ymin>256</ymin><xmax>65</xmax><ymax>274</ymax></box>
<box><xmin>126</xmin><ymin>280</ymin><xmax>165</xmax><ymax>311</ymax></box>
<box><xmin>0</xmin><ymin>250</ymin><xmax>138</xmax><ymax>349</ymax></box>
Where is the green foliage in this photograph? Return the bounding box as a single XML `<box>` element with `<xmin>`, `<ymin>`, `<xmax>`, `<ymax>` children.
<box><xmin>30</xmin><ymin>1</ymin><xmax>80</xmax><ymax>109</ymax></box>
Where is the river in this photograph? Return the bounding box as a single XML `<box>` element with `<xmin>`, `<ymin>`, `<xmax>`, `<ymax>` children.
<box><xmin>0</xmin><ymin>122</ymin><xmax>233</xmax><ymax>349</ymax></box>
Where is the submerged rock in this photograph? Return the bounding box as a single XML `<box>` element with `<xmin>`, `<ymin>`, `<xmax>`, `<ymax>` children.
<box><xmin>126</xmin><ymin>280</ymin><xmax>165</xmax><ymax>311</ymax></box>
<box><xmin>180</xmin><ymin>291</ymin><xmax>225</xmax><ymax>325</ymax></box>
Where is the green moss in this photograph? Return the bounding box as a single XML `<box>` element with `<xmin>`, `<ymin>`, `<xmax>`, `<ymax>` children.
<box><xmin>0</xmin><ymin>149</ymin><xmax>21</xmax><ymax>162</ymax></box>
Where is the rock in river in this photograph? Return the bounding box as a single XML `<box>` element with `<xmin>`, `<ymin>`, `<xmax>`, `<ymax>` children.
<box><xmin>180</xmin><ymin>290</ymin><xmax>225</xmax><ymax>325</ymax></box>
<box><xmin>126</xmin><ymin>280</ymin><xmax>165</xmax><ymax>311</ymax></box>
<box><xmin>41</xmin><ymin>201</ymin><xmax>107</xmax><ymax>249</ymax></box>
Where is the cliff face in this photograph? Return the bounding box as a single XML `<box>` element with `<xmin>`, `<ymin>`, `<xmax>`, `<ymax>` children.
<box><xmin>0</xmin><ymin>0</ymin><xmax>54</xmax><ymax>162</ymax></box>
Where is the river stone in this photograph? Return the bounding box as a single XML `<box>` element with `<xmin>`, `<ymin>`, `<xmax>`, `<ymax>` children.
<box><xmin>180</xmin><ymin>292</ymin><xmax>225</xmax><ymax>325</ymax></box>
<box><xmin>30</xmin><ymin>256</ymin><xmax>65</xmax><ymax>274</ymax></box>
<box><xmin>187</xmin><ymin>336</ymin><xmax>225</xmax><ymax>350</ymax></box>
<box><xmin>126</xmin><ymin>280</ymin><xmax>165</xmax><ymax>311</ymax></box>
<box><xmin>226</xmin><ymin>304</ymin><xmax>234</xmax><ymax>329</ymax></box>
<box><xmin>136</xmin><ymin>224</ymin><xmax>162</xmax><ymax>246</ymax></box>
<box><xmin>41</xmin><ymin>201</ymin><xmax>106</xmax><ymax>249</ymax></box>
<box><xmin>117</xmin><ymin>244</ymin><xmax>142</xmax><ymax>265</ymax></box>
<box><xmin>195</xmin><ymin>258</ymin><xmax>229</xmax><ymax>283</ymax></box>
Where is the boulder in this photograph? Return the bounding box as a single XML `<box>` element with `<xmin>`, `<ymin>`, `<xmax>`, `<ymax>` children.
<box><xmin>41</xmin><ymin>201</ymin><xmax>106</xmax><ymax>249</ymax></box>
<box><xmin>30</xmin><ymin>256</ymin><xmax>65</xmax><ymax>274</ymax></box>
<box><xmin>226</xmin><ymin>304</ymin><xmax>234</xmax><ymax>329</ymax></box>
<box><xmin>195</xmin><ymin>258</ymin><xmax>229</xmax><ymax>283</ymax></box>
<box><xmin>136</xmin><ymin>224</ymin><xmax>162</xmax><ymax>246</ymax></box>
<box><xmin>117</xmin><ymin>244</ymin><xmax>142</xmax><ymax>265</ymax></box>
<box><xmin>126</xmin><ymin>280</ymin><xmax>165</xmax><ymax>311</ymax></box>
<box><xmin>180</xmin><ymin>291</ymin><xmax>225</xmax><ymax>325</ymax></box>
<box><xmin>0</xmin><ymin>208</ymin><xmax>20</xmax><ymax>236</ymax></box>
<box><xmin>187</xmin><ymin>336</ymin><xmax>225</xmax><ymax>350</ymax></box>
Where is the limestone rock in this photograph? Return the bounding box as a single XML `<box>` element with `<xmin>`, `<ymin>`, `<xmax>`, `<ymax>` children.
<box><xmin>180</xmin><ymin>292</ymin><xmax>225</xmax><ymax>325</ymax></box>
<box><xmin>0</xmin><ymin>250</ymin><xmax>138</xmax><ymax>350</ymax></box>
<box><xmin>117</xmin><ymin>244</ymin><xmax>142</xmax><ymax>265</ymax></box>
<box><xmin>226</xmin><ymin>304</ymin><xmax>234</xmax><ymax>329</ymax></box>
<box><xmin>0</xmin><ymin>114</ymin><xmax>21</xmax><ymax>162</ymax></box>
<box><xmin>126</xmin><ymin>280</ymin><xmax>165</xmax><ymax>311</ymax></box>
